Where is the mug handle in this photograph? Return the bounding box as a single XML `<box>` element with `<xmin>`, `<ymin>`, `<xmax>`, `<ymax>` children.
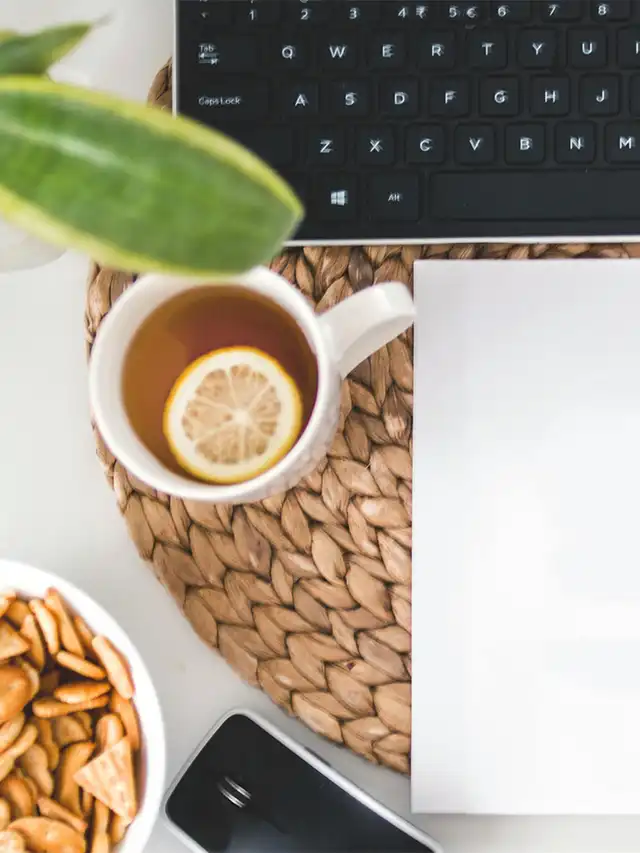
<box><xmin>318</xmin><ymin>283</ymin><xmax>416</xmax><ymax>379</ymax></box>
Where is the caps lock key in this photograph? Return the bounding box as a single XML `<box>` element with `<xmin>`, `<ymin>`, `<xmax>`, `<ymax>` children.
<box><xmin>194</xmin><ymin>82</ymin><xmax>268</xmax><ymax>120</ymax></box>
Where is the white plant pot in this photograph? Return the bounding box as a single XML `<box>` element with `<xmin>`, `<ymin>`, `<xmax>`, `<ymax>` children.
<box><xmin>0</xmin><ymin>218</ymin><xmax>63</xmax><ymax>273</ymax></box>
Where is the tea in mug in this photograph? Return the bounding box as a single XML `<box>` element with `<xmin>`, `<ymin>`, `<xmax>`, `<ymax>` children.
<box><xmin>122</xmin><ymin>286</ymin><xmax>318</xmax><ymax>483</ymax></box>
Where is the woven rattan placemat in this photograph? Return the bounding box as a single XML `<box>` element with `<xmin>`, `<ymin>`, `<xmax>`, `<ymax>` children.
<box><xmin>85</xmin><ymin>63</ymin><xmax>640</xmax><ymax>773</ymax></box>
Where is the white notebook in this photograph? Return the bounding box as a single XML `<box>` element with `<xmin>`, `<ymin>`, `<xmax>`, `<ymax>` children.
<box><xmin>411</xmin><ymin>259</ymin><xmax>640</xmax><ymax>816</ymax></box>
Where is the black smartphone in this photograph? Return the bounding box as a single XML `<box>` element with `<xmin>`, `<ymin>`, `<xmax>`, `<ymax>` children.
<box><xmin>163</xmin><ymin>710</ymin><xmax>442</xmax><ymax>853</ymax></box>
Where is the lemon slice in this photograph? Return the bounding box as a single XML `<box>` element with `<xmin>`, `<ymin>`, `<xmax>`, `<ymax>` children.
<box><xmin>163</xmin><ymin>347</ymin><xmax>303</xmax><ymax>484</ymax></box>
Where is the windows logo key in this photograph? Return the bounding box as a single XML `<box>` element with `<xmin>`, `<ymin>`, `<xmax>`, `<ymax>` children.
<box><xmin>330</xmin><ymin>190</ymin><xmax>348</xmax><ymax>206</ymax></box>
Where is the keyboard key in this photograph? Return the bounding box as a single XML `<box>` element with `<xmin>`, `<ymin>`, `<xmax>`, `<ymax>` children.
<box><xmin>271</xmin><ymin>38</ymin><xmax>309</xmax><ymax>69</ymax></box>
<box><xmin>480</xmin><ymin>77</ymin><xmax>519</xmax><ymax>116</ymax></box>
<box><xmin>618</xmin><ymin>29</ymin><xmax>640</xmax><ymax>68</ymax></box>
<box><xmin>314</xmin><ymin>174</ymin><xmax>357</xmax><ymax>221</ymax></box>
<box><xmin>369</xmin><ymin>33</ymin><xmax>406</xmax><ymax>68</ymax></box>
<box><xmin>581</xmin><ymin>75</ymin><xmax>619</xmax><ymax>115</ymax></box>
<box><xmin>308</xmin><ymin>128</ymin><xmax>346</xmax><ymax>165</ymax></box>
<box><xmin>289</xmin><ymin>0</ymin><xmax>328</xmax><ymax>24</ymax></box>
<box><xmin>380</xmin><ymin>78</ymin><xmax>419</xmax><ymax>116</ymax></box>
<box><xmin>322</xmin><ymin>36</ymin><xmax>358</xmax><ymax>70</ymax></box>
<box><xmin>357</xmin><ymin>127</ymin><xmax>395</xmax><ymax>165</ymax></box>
<box><xmin>340</xmin><ymin>2</ymin><xmax>381</xmax><ymax>23</ymax></box>
<box><xmin>455</xmin><ymin>125</ymin><xmax>495</xmax><ymax>164</ymax></box>
<box><xmin>505</xmin><ymin>124</ymin><xmax>545</xmax><ymax>164</ymax></box>
<box><xmin>531</xmin><ymin>76</ymin><xmax>570</xmax><ymax>116</ymax></box>
<box><xmin>194</xmin><ymin>82</ymin><xmax>269</xmax><ymax>120</ymax></box>
<box><xmin>468</xmin><ymin>31</ymin><xmax>507</xmax><ymax>69</ymax></box>
<box><xmin>331</xmin><ymin>80</ymin><xmax>370</xmax><ymax>116</ymax></box>
<box><xmin>591</xmin><ymin>1</ymin><xmax>630</xmax><ymax>20</ymax></box>
<box><xmin>419</xmin><ymin>32</ymin><xmax>456</xmax><ymax>70</ymax></box>
<box><xmin>518</xmin><ymin>30</ymin><xmax>558</xmax><ymax>68</ymax></box>
<box><xmin>630</xmin><ymin>76</ymin><xmax>640</xmax><ymax>115</ymax></box>
<box><xmin>235</xmin><ymin>1</ymin><xmax>281</xmax><ymax>25</ymax></box>
<box><xmin>429</xmin><ymin>77</ymin><xmax>470</xmax><ymax>117</ymax></box>
<box><xmin>188</xmin><ymin>2</ymin><xmax>232</xmax><ymax>25</ymax></box>
<box><xmin>227</xmin><ymin>125</ymin><xmax>293</xmax><ymax>166</ymax></box>
<box><xmin>196</xmin><ymin>37</ymin><xmax>257</xmax><ymax>71</ymax></box>
<box><xmin>490</xmin><ymin>1</ymin><xmax>530</xmax><ymax>20</ymax></box>
<box><xmin>570</xmin><ymin>30</ymin><xmax>607</xmax><ymax>68</ymax></box>
<box><xmin>444</xmin><ymin>3</ymin><xmax>486</xmax><ymax>22</ymax></box>
<box><xmin>606</xmin><ymin>123</ymin><xmax>640</xmax><ymax>161</ymax></box>
<box><xmin>556</xmin><ymin>122</ymin><xmax>596</xmax><ymax>163</ymax></box>
<box><xmin>283</xmin><ymin>81</ymin><xmax>319</xmax><ymax>115</ymax></box>
<box><xmin>541</xmin><ymin>1</ymin><xmax>583</xmax><ymax>21</ymax></box>
<box><xmin>370</xmin><ymin>173</ymin><xmax>420</xmax><ymax>221</ymax></box>
<box><xmin>406</xmin><ymin>125</ymin><xmax>446</xmax><ymax>163</ymax></box>
<box><xmin>382</xmin><ymin>2</ymin><xmax>433</xmax><ymax>23</ymax></box>
<box><xmin>431</xmin><ymin>170</ymin><xmax>640</xmax><ymax>220</ymax></box>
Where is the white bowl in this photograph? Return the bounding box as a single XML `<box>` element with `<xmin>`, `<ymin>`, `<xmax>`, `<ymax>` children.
<box><xmin>0</xmin><ymin>559</ymin><xmax>165</xmax><ymax>853</ymax></box>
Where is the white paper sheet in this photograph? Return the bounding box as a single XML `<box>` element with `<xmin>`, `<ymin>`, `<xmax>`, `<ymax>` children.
<box><xmin>411</xmin><ymin>260</ymin><xmax>640</xmax><ymax>816</ymax></box>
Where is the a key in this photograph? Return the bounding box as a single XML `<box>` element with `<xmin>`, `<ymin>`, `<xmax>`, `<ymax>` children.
<box><xmin>369</xmin><ymin>34</ymin><xmax>406</xmax><ymax>69</ymax></box>
<box><xmin>406</xmin><ymin>126</ymin><xmax>446</xmax><ymax>163</ymax></box>
<box><xmin>429</xmin><ymin>77</ymin><xmax>470</xmax><ymax>117</ymax></box>
<box><xmin>283</xmin><ymin>82</ymin><xmax>319</xmax><ymax>115</ymax></box>
<box><xmin>419</xmin><ymin>33</ymin><xmax>456</xmax><ymax>70</ymax></box>
<box><xmin>331</xmin><ymin>81</ymin><xmax>370</xmax><ymax>116</ymax></box>
<box><xmin>455</xmin><ymin>125</ymin><xmax>495</xmax><ymax>165</ymax></box>
<box><xmin>370</xmin><ymin>173</ymin><xmax>420</xmax><ymax>221</ymax></box>
<box><xmin>196</xmin><ymin>37</ymin><xmax>257</xmax><ymax>71</ymax></box>
<box><xmin>490</xmin><ymin>1</ymin><xmax>530</xmax><ymax>20</ymax></box>
<box><xmin>468</xmin><ymin>31</ymin><xmax>507</xmax><ymax>70</ymax></box>
<box><xmin>606</xmin><ymin>123</ymin><xmax>640</xmax><ymax>161</ymax></box>
<box><xmin>581</xmin><ymin>75</ymin><xmax>619</xmax><ymax>115</ymax></box>
<box><xmin>570</xmin><ymin>30</ymin><xmax>607</xmax><ymax>68</ymax></box>
<box><xmin>618</xmin><ymin>29</ymin><xmax>640</xmax><ymax>68</ymax></box>
<box><xmin>555</xmin><ymin>122</ymin><xmax>596</xmax><ymax>163</ymax></box>
<box><xmin>479</xmin><ymin>77</ymin><xmax>519</xmax><ymax>116</ymax></box>
<box><xmin>322</xmin><ymin>37</ymin><xmax>358</xmax><ymax>70</ymax></box>
<box><xmin>307</xmin><ymin>128</ymin><xmax>346</xmax><ymax>165</ymax></box>
<box><xmin>591</xmin><ymin>1</ymin><xmax>630</xmax><ymax>20</ymax></box>
<box><xmin>314</xmin><ymin>174</ymin><xmax>357</xmax><ymax>221</ymax></box>
<box><xmin>504</xmin><ymin>124</ymin><xmax>545</xmax><ymax>164</ymax></box>
<box><xmin>531</xmin><ymin>76</ymin><xmax>570</xmax><ymax>115</ymax></box>
<box><xmin>271</xmin><ymin>38</ymin><xmax>309</xmax><ymax>69</ymax></box>
<box><xmin>193</xmin><ymin>82</ymin><xmax>269</xmax><ymax>121</ymax></box>
<box><xmin>380</xmin><ymin>79</ymin><xmax>419</xmax><ymax>116</ymax></box>
<box><xmin>518</xmin><ymin>30</ymin><xmax>558</xmax><ymax>68</ymax></box>
<box><xmin>541</xmin><ymin>2</ymin><xmax>583</xmax><ymax>21</ymax></box>
<box><xmin>357</xmin><ymin>127</ymin><xmax>396</xmax><ymax>165</ymax></box>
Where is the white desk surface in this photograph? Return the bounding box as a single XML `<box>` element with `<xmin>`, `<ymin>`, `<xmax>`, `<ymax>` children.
<box><xmin>1</xmin><ymin>2</ymin><xmax>639</xmax><ymax>852</ymax></box>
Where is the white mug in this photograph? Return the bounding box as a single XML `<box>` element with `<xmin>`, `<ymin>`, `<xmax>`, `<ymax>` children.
<box><xmin>89</xmin><ymin>266</ymin><xmax>415</xmax><ymax>503</ymax></box>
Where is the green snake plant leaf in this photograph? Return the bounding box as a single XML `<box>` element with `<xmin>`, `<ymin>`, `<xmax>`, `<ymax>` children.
<box><xmin>0</xmin><ymin>77</ymin><xmax>303</xmax><ymax>276</ymax></box>
<box><xmin>0</xmin><ymin>24</ymin><xmax>93</xmax><ymax>76</ymax></box>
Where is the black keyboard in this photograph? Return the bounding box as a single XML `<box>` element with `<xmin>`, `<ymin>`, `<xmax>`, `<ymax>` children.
<box><xmin>176</xmin><ymin>0</ymin><xmax>640</xmax><ymax>244</ymax></box>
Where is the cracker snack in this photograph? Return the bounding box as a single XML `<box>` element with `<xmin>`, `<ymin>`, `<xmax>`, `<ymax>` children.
<box><xmin>0</xmin><ymin>589</ymin><xmax>141</xmax><ymax>851</ymax></box>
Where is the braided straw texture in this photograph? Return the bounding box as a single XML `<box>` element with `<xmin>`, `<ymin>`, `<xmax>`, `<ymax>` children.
<box><xmin>85</xmin><ymin>62</ymin><xmax>640</xmax><ymax>773</ymax></box>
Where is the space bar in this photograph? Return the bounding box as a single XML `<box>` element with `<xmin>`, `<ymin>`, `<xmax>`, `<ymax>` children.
<box><xmin>432</xmin><ymin>171</ymin><xmax>640</xmax><ymax>221</ymax></box>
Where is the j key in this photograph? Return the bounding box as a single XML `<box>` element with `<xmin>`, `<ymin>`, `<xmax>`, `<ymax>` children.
<box><xmin>432</xmin><ymin>171</ymin><xmax>640</xmax><ymax>220</ymax></box>
<box><xmin>455</xmin><ymin>125</ymin><xmax>495</xmax><ymax>165</ymax></box>
<box><xmin>556</xmin><ymin>122</ymin><xmax>596</xmax><ymax>163</ymax></box>
<box><xmin>518</xmin><ymin>30</ymin><xmax>558</xmax><ymax>68</ymax></box>
<box><xmin>314</xmin><ymin>174</ymin><xmax>357</xmax><ymax>221</ymax></box>
<box><xmin>480</xmin><ymin>78</ymin><xmax>519</xmax><ymax>116</ymax></box>
<box><xmin>406</xmin><ymin>125</ymin><xmax>446</xmax><ymax>163</ymax></box>
<box><xmin>331</xmin><ymin>81</ymin><xmax>370</xmax><ymax>116</ymax></box>
<box><xmin>271</xmin><ymin>38</ymin><xmax>308</xmax><ymax>69</ymax></box>
<box><xmin>606</xmin><ymin>123</ymin><xmax>640</xmax><ymax>161</ymax></box>
<box><xmin>290</xmin><ymin>0</ymin><xmax>329</xmax><ymax>24</ymax></box>
<box><xmin>630</xmin><ymin>76</ymin><xmax>640</xmax><ymax>115</ymax></box>
<box><xmin>357</xmin><ymin>127</ymin><xmax>395</xmax><ymax>165</ymax></box>
<box><xmin>226</xmin><ymin>126</ymin><xmax>293</xmax><ymax>167</ymax></box>
<box><xmin>340</xmin><ymin>2</ymin><xmax>381</xmax><ymax>23</ymax></box>
<box><xmin>194</xmin><ymin>82</ymin><xmax>268</xmax><ymax>120</ymax></box>
<box><xmin>570</xmin><ymin>30</ymin><xmax>607</xmax><ymax>68</ymax></box>
<box><xmin>419</xmin><ymin>33</ymin><xmax>456</xmax><ymax>70</ymax></box>
<box><xmin>505</xmin><ymin>124</ymin><xmax>545</xmax><ymax>164</ymax></box>
<box><xmin>531</xmin><ymin>77</ymin><xmax>570</xmax><ymax>116</ymax></box>
<box><xmin>197</xmin><ymin>37</ymin><xmax>257</xmax><ymax>71</ymax></box>
<box><xmin>468</xmin><ymin>31</ymin><xmax>507</xmax><ymax>70</ymax></box>
<box><xmin>490</xmin><ymin>1</ymin><xmax>530</xmax><ymax>20</ymax></box>
<box><xmin>283</xmin><ymin>82</ymin><xmax>319</xmax><ymax>115</ymax></box>
<box><xmin>591</xmin><ymin>1</ymin><xmax>630</xmax><ymax>20</ymax></box>
<box><xmin>444</xmin><ymin>3</ymin><xmax>485</xmax><ymax>22</ymax></box>
<box><xmin>541</xmin><ymin>1</ymin><xmax>583</xmax><ymax>21</ymax></box>
<box><xmin>429</xmin><ymin>78</ymin><xmax>470</xmax><ymax>117</ymax></box>
<box><xmin>370</xmin><ymin>173</ymin><xmax>420</xmax><ymax>221</ymax></box>
<box><xmin>308</xmin><ymin>128</ymin><xmax>346</xmax><ymax>165</ymax></box>
<box><xmin>369</xmin><ymin>34</ymin><xmax>406</xmax><ymax>69</ymax></box>
<box><xmin>322</xmin><ymin>37</ymin><xmax>358</xmax><ymax>70</ymax></box>
<box><xmin>234</xmin><ymin>1</ymin><xmax>281</xmax><ymax>25</ymax></box>
<box><xmin>380</xmin><ymin>78</ymin><xmax>419</xmax><ymax>116</ymax></box>
<box><xmin>383</xmin><ymin>2</ymin><xmax>433</xmax><ymax>23</ymax></box>
<box><xmin>581</xmin><ymin>75</ymin><xmax>619</xmax><ymax>115</ymax></box>
<box><xmin>618</xmin><ymin>29</ymin><xmax>640</xmax><ymax>68</ymax></box>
